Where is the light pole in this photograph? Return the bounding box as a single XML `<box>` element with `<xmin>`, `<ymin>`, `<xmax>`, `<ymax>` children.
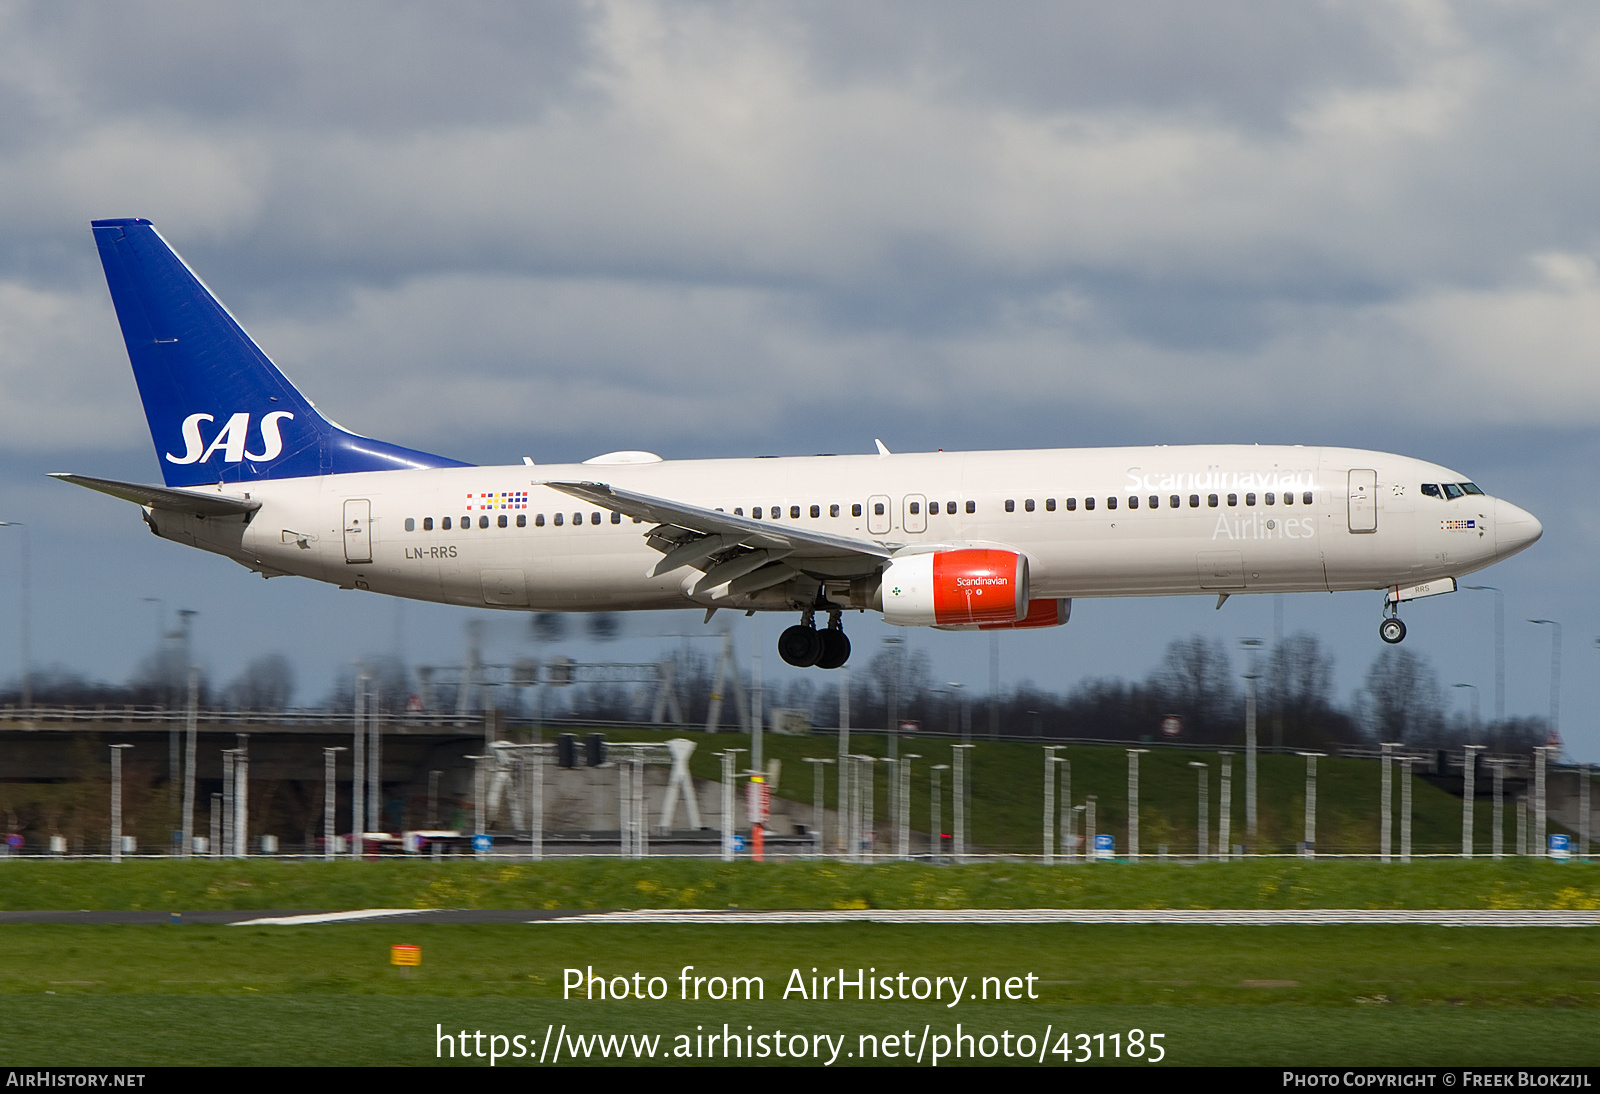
<box><xmin>1461</xmin><ymin>744</ymin><xmax>1484</xmax><ymax>858</ymax></box>
<box><xmin>802</xmin><ymin>756</ymin><xmax>833</xmax><ymax>857</ymax></box>
<box><xmin>323</xmin><ymin>746</ymin><xmax>346</xmax><ymax>860</ymax></box>
<box><xmin>953</xmin><ymin>743</ymin><xmax>975</xmax><ymax>863</ymax></box>
<box><xmin>1465</xmin><ymin>586</ymin><xmax>1505</xmax><ymax>724</ymax></box>
<box><xmin>1380</xmin><ymin>742</ymin><xmax>1398</xmax><ymax>863</ymax></box>
<box><xmin>1240</xmin><ymin>637</ymin><xmax>1262</xmax><ymax>849</ymax></box>
<box><xmin>931</xmin><ymin>764</ymin><xmax>949</xmax><ymax>862</ymax></box>
<box><xmin>110</xmin><ymin>744</ymin><xmax>133</xmax><ymax>861</ymax></box>
<box><xmin>1528</xmin><ymin>620</ymin><xmax>1561</xmax><ymax>750</ymax></box>
<box><xmin>0</xmin><ymin>522</ymin><xmax>30</xmax><ymax>714</ymax></box>
<box><xmin>1452</xmin><ymin>683</ymin><xmax>1480</xmax><ymax>741</ymax></box>
<box><xmin>1218</xmin><ymin>751</ymin><xmax>1233</xmax><ymax>861</ymax></box>
<box><xmin>1043</xmin><ymin>746</ymin><xmax>1059</xmax><ymax>864</ymax></box>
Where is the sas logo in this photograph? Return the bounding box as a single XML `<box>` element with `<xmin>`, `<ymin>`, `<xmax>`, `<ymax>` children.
<box><xmin>166</xmin><ymin>411</ymin><xmax>295</xmax><ymax>465</ymax></box>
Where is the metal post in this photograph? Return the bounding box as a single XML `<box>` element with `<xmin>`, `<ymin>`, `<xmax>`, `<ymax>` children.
<box><xmin>1581</xmin><ymin>763</ymin><xmax>1591</xmax><ymax>861</ymax></box>
<box><xmin>719</xmin><ymin>749</ymin><xmax>742</xmax><ymax>862</ymax></box>
<box><xmin>1058</xmin><ymin>756</ymin><xmax>1071</xmax><ymax>861</ymax></box>
<box><xmin>465</xmin><ymin>753</ymin><xmax>487</xmax><ymax>857</ymax></box>
<box><xmin>1535</xmin><ymin>746</ymin><xmax>1548</xmax><ymax>856</ymax></box>
<box><xmin>1043</xmin><ymin>746</ymin><xmax>1058</xmax><ymax>864</ymax></box>
<box><xmin>837</xmin><ymin>669</ymin><xmax>850</xmax><ymax>853</ymax></box>
<box><xmin>859</xmin><ymin>755</ymin><xmax>875</xmax><ymax>860</ymax></box>
<box><xmin>427</xmin><ymin>769</ymin><xmax>440</xmax><ymax>829</ymax></box>
<box><xmin>351</xmin><ymin>677</ymin><xmax>366</xmax><ymax>862</ymax></box>
<box><xmin>1189</xmin><ymin>763</ymin><xmax>1208</xmax><ymax>860</ymax></box>
<box><xmin>931</xmin><ymin>765</ymin><xmax>946</xmax><ymax>862</ymax></box>
<box><xmin>1219</xmin><ymin>752</ymin><xmax>1232</xmax><ymax>862</ymax></box>
<box><xmin>900</xmin><ymin>754</ymin><xmax>917</xmax><ymax>861</ymax></box>
<box><xmin>1462</xmin><ymin>745</ymin><xmax>1483</xmax><ymax>858</ymax></box>
<box><xmin>803</xmin><ymin>757</ymin><xmax>830</xmax><ymax>857</ymax></box>
<box><xmin>1380</xmin><ymin>743</ymin><xmax>1395</xmax><ymax>863</ymax></box>
<box><xmin>322</xmin><ymin>747</ymin><xmax>344</xmax><ymax>860</ymax></box>
<box><xmin>1400</xmin><ymin>755</ymin><xmax>1413</xmax><ymax>864</ymax></box>
<box><xmin>751</xmin><ymin>650</ymin><xmax>763</xmax><ymax>775</ymax></box>
<box><xmin>368</xmin><ymin>688</ymin><xmax>382</xmax><ymax>833</ymax></box>
<box><xmin>221</xmin><ymin>749</ymin><xmax>235</xmax><ymax>858</ymax></box>
<box><xmin>953</xmin><ymin>744</ymin><xmax>973</xmax><ymax>864</ymax></box>
<box><xmin>234</xmin><ymin>733</ymin><xmax>248</xmax><ymax>858</ymax></box>
<box><xmin>1241</xmin><ymin>637</ymin><xmax>1261</xmax><ymax>850</ymax></box>
<box><xmin>1516</xmin><ymin>792</ymin><xmax>1527</xmax><ymax>856</ymax></box>
<box><xmin>1085</xmin><ymin>795</ymin><xmax>1097</xmax><ymax>863</ymax></box>
<box><xmin>1492</xmin><ymin>760</ymin><xmax>1504</xmax><ymax>859</ymax></box>
<box><xmin>529</xmin><ymin>748</ymin><xmax>544</xmax><ymax>862</ymax></box>
<box><xmin>209</xmin><ymin>793</ymin><xmax>221</xmax><ymax>857</ymax></box>
<box><xmin>619</xmin><ymin>757</ymin><xmax>631</xmax><ymax>860</ymax></box>
<box><xmin>181</xmin><ymin>667</ymin><xmax>198</xmax><ymax>857</ymax></box>
<box><xmin>110</xmin><ymin>745</ymin><xmax>132</xmax><ymax>861</ymax></box>
<box><xmin>1127</xmin><ymin>749</ymin><xmax>1148</xmax><ymax>861</ymax></box>
<box><xmin>1301</xmin><ymin>752</ymin><xmax>1323</xmax><ymax>860</ymax></box>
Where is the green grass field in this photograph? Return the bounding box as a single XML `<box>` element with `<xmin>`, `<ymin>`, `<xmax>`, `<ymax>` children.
<box><xmin>4</xmin><ymin>922</ymin><xmax>1598</xmax><ymax>1066</ymax></box>
<box><xmin>1</xmin><ymin>857</ymin><xmax>1596</xmax><ymax>912</ymax></box>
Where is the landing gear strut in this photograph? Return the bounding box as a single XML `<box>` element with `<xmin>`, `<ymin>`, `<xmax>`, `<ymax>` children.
<box><xmin>777</xmin><ymin>610</ymin><xmax>851</xmax><ymax>669</ymax></box>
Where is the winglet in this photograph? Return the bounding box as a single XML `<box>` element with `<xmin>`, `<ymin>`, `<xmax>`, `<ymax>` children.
<box><xmin>874</xmin><ymin>439</ymin><xmax>891</xmax><ymax>456</ymax></box>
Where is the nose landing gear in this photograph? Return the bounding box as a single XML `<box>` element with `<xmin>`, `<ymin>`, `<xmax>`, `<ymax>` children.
<box><xmin>777</xmin><ymin>610</ymin><xmax>851</xmax><ymax>668</ymax></box>
<box><xmin>1379</xmin><ymin>613</ymin><xmax>1407</xmax><ymax>644</ymax></box>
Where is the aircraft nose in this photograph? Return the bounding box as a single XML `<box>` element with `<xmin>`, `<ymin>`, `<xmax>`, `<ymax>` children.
<box><xmin>1494</xmin><ymin>498</ymin><xmax>1542</xmax><ymax>559</ymax></box>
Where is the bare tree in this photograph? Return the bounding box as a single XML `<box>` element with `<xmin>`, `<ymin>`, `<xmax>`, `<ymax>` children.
<box><xmin>225</xmin><ymin>653</ymin><xmax>295</xmax><ymax>712</ymax></box>
<box><xmin>1150</xmin><ymin>636</ymin><xmax>1239</xmax><ymax>740</ymax></box>
<box><xmin>1361</xmin><ymin>648</ymin><xmax>1443</xmax><ymax>745</ymax></box>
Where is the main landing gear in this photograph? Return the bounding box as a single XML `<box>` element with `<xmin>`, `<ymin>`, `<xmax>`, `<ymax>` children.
<box><xmin>778</xmin><ymin>610</ymin><xmax>851</xmax><ymax>669</ymax></box>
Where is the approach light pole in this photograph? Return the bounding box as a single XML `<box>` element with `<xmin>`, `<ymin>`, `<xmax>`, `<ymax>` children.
<box><xmin>323</xmin><ymin>746</ymin><xmax>346</xmax><ymax>861</ymax></box>
<box><xmin>1240</xmin><ymin>637</ymin><xmax>1262</xmax><ymax>850</ymax></box>
<box><xmin>110</xmin><ymin>744</ymin><xmax>133</xmax><ymax>861</ymax></box>
<box><xmin>1126</xmin><ymin>748</ymin><xmax>1149</xmax><ymax>861</ymax></box>
<box><xmin>1189</xmin><ymin>761</ymin><xmax>1209</xmax><ymax>860</ymax></box>
<box><xmin>1465</xmin><ymin>586</ymin><xmax>1505</xmax><ymax>724</ymax></box>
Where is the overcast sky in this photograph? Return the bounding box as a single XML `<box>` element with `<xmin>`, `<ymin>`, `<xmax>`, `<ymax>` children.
<box><xmin>0</xmin><ymin>1</ymin><xmax>1595</xmax><ymax>755</ymax></box>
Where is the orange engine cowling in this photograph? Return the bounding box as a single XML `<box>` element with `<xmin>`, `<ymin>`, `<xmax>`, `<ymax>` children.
<box><xmin>880</xmin><ymin>549</ymin><xmax>1029</xmax><ymax>627</ymax></box>
<box><xmin>937</xmin><ymin>596</ymin><xmax>1070</xmax><ymax>632</ymax></box>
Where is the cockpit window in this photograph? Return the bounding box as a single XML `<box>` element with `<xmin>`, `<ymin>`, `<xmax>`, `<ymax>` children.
<box><xmin>1460</xmin><ymin>482</ymin><xmax>1484</xmax><ymax>495</ymax></box>
<box><xmin>1443</xmin><ymin>483</ymin><xmax>1464</xmax><ymax>500</ymax></box>
<box><xmin>1421</xmin><ymin>484</ymin><xmax>1441</xmax><ymax>498</ymax></box>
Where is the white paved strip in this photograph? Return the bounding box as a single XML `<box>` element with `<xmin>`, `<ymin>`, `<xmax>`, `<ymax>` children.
<box><xmin>538</xmin><ymin>908</ymin><xmax>1600</xmax><ymax>927</ymax></box>
<box><xmin>230</xmin><ymin>909</ymin><xmax>424</xmax><ymax>926</ymax></box>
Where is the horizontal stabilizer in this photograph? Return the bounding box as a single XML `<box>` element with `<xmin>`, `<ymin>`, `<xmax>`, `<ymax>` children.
<box><xmin>50</xmin><ymin>473</ymin><xmax>261</xmax><ymax>517</ymax></box>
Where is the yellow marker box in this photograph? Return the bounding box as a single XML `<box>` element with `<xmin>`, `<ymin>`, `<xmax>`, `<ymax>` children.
<box><xmin>390</xmin><ymin>944</ymin><xmax>421</xmax><ymax>967</ymax></box>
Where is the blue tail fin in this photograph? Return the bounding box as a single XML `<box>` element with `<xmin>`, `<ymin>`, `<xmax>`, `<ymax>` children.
<box><xmin>91</xmin><ymin>218</ymin><xmax>471</xmax><ymax>488</ymax></box>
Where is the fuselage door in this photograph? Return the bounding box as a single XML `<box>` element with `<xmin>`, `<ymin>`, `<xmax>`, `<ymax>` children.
<box><xmin>867</xmin><ymin>494</ymin><xmax>892</xmax><ymax>535</ymax></box>
<box><xmin>343</xmin><ymin>498</ymin><xmax>373</xmax><ymax>563</ymax></box>
<box><xmin>903</xmin><ymin>494</ymin><xmax>927</xmax><ymax>534</ymax></box>
<box><xmin>1347</xmin><ymin>469</ymin><xmax>1377</xmax><ymax>534</ymax></box>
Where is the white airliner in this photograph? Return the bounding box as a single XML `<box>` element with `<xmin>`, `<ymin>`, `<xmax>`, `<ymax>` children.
<box><xmin>59</xmin><ymin>219</ymin><xmax>1543</xmax><ymax>669</ymax></box>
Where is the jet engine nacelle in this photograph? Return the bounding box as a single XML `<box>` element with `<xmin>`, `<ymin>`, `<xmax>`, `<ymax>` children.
<box><xmin>880</xmin><ymin>548</ymin><xmax>1029</xmax><ymax>627</ymax></box>
<box><xmin>935</xmin><ymin>597</ymin><xmax>1070</xmax><ymax>631</ymax></box>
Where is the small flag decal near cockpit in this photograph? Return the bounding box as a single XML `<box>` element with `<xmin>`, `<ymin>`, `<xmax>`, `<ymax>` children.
<box><xmin>467</xmin><ymin>491</ymin><xmax>529</xmax><ymax>511</ymax></box>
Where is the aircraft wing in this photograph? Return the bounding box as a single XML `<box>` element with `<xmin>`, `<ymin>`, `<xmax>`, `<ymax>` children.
<box><xmin>51</xmin><ymin>473</ymin><xmax>262</xmax><ymax>517</ymax></box>
<box><xmin>541</xmin><ymin>480</ymin><xmax>894</xmax><ymax>581</ymax></box>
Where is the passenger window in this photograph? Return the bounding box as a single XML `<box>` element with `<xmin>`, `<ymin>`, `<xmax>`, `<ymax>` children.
<box><xmin>946</xmin><ymin>501</ymin><xmax>956</xmax><ymax>514</ymax></box>
<box><xmin>498</xmin><ymin>515</ymin><xmax>508</xmax><ymax>528</ymax></box>
<box><xmin>442</xmin><ymin>517</ymin><xmax>452</xmax><ymax>530</ymax></box>
<box><xmin>572</xmin><ymin>512</ymin><xmax>582</xmax><ymax>525</ymax></box>
<box><xmin>591</xmin><ymin>512</ymin><xmax>601</xmax><ymax>525</ymax></box>
<box><xmin>1227</xmin><ymin>493</ymin><xmax>1237</xmax><ymax>506</ymax></box>
<box><xmin>1045</xmin><ymin>498</ymin><xmax>1056</xmax><ymax>512</ymax></box>
<box><xmin>553</xmin><ymin>513</ymin><xmax>563</xmax><ymax>526</ymax></box>
<box><xmin>1302</xmin><ymin>492</ymin><xmax>1313</xmax><ymax>505</ymax></box>
<box><xmin>611</xmin><ymin>512</ymin><xmax>622</xmax><ymax>524</ymax></box>
<box><xmin>535</xmin><ymin>514</ymin><xmax>545</xmax><ymax>527</ymax></box>
<box><xmin>1189</xmin><ymin>495</ymin><xmax>1200</xmax><ymax>508</ymax></box>
<box><xmin>853</xmin><ymin>504</ymin><xmax>863</xmax><ymax>517</ymax></box>
<box><xmin>831</xmin><ymin>504</ymin><xmax>840</xmax><ymax>517</ymax></box>
<box><xmin>1127</xmin><ymin>496</ymin><xmax>1138</xmax><ymax>509</ymax></box>
<box><xmin>1005</xmin><ymin>499</ymin><xmax>1015</xmax><ymax>513</ymax></box>
<box><xmin>1107</xmin><ymin>496</ymin><xmax>1117</xmax><ymax>510</ymax></box>
<box><xmin>1169</xmin><ymin>495</ymin><xmax>1179</xmax><ymax>508</ymax></box>
<box><xmin>481</xmin><ymin>516</ymin><xmax>490</xmax><ymax>528</ymax></box>
<box><xmin>911</xmin><ymin>501</ymin><xmax>921</xmax><ymax>515</ymax></box>
<box><xmin>405</xmin><ymin>517</ymin><xmax>415</xmax><ymax>532</ymax></box>
<box><xmin>463</xmin><ymin>514</ymin><xmax>472</xmax><ymax>528</ymax></box>
<box><xmin>1265</xmin><ymin>493</ymin><xmax>1275</xmax><ymax>505</ymax></box>
<box><xmin>735</xmin><ymin>507</ymin><xmax>744</xmax><ymax>516</ymax></box>
<box><xmin>1443</xmin><ymin>483</ymin><xmax>1463</xmax><ymax>500</ymax></box>
<box><xmin>1284</xmin><ymin>493</ymin><xmax>1294</xmax><ymax>505</ymax></box>
<box><xmin>965</xmin><ymin>500</ymin><xmax>975</xmax><ymax>514</ymax></box>
<box><xmin>872</xmin><ymin>502</ymin><xmax>884</xmax><ymax>517</ymax></box>
<box><xmin>1246</xmin><ymin>493</ymin><xmax>1256</xmax><ymax>506</ymax></box>
<box><xmin>1066</xmin><ymin>498</ymin><xmax>1077</xmax><ymax>511</ymax></box>
<box><xmin>810</xmin><ymin>505</ymin><xmax>820</xmax><ymax>518</ymax></box>
<box><xmin>1085</xmin><ymin>497</ymin><xmax>1095</xmax><ymax>511</ymax></box>
<box><xmin>1149</xmin><ymin>496</ymin><xmax>1158</xmax><ymax>509</ymax></box>
<box><xmin>423</xmin><ymin>517</ymin><xmax>434</xmax><ymax>531</ymax></box>
<box><xmin>1023</xmin><ymin>499</ymin><xmax>1034</xmax><ymax>512</ymax></box>
<box><xmin>1208</xmin><ymin>495</ymin><xmax>1218</xmax><ymax>508</ymax></box>
<box><xmin>753</xmin><ymin>507</ymin><xmax>763</xmax><ymax>518</ymax></box>
<box><xmin>790</xmin><ymin>505</ymin><xmax>800</xmax><ymax>518</ymax></box>
<box><xmin>517</xmin><ymin>514</ymin><xmax>526</xmax><ymax>527</ymax></box>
